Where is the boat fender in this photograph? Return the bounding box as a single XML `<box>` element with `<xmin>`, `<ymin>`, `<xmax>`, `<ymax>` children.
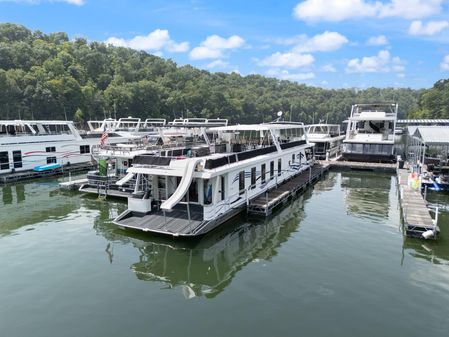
<box><xmin>422</xmin><ymin>230</ymin><xmax>435</xmax><ymax>239</ymax></box>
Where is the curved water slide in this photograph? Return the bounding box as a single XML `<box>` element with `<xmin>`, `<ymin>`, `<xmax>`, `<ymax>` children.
<box><xmin>116</xmin><ymin>172</ymin><xmax>135</xmax><ymax>186</ymax></box>
<box><xmin>161</xmin><ymin>158</ymin><xmax>202</xmax><ymax>210</ymax></box>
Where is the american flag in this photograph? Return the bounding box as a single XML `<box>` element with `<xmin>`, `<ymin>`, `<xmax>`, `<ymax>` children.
<box><xmin>99</xmin><ymin>131</ymin><xmax>108</xmax><ymax>147</ymax></box>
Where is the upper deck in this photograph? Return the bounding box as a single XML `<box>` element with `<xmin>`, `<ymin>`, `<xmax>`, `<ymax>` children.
<box><xmin>0</xmin><ymin>120</ymin><xmax>80</xmax><ymax>143</ymax></box>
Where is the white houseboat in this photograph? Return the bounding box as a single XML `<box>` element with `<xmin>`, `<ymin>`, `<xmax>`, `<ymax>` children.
<box><xmin>342</xmin><ymin>103</ymin><xmax>398</xmax><ymax>162</ymax></box>
<box><xmin>0</xmin><ymin>120</ymin><xmax>131</xmax><ymax>174</ymax></box>
<box><xmin>307</xmin><ymin>124</ymin><xmax>345</xmax><ymax>160</ymax></box>
<box><xmin>79</xmin><ymin>118</ymin><xmax>228</xmax><ymax>197</ymax></box>
<box><xmin>113</xmin><ymin>123</ymin><xmax>314</xmax><ymax>237</ymax></box>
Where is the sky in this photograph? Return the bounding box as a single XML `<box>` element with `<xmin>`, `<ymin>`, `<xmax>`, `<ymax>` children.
<box><xmin>1</xmin><ymin>0</ymin><xmax>449</xmax><ymax>89</ymax></box>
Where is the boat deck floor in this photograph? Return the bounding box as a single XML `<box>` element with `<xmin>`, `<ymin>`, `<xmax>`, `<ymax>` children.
<box><xmin>116</xmin><ymin>207</ymin><xmax>204</xmax><ymax>236</ymax></box>
<box><xmin>79</xmin><ymin>185</ymin><xmax>131</xmax><ymax>198</ymax></box>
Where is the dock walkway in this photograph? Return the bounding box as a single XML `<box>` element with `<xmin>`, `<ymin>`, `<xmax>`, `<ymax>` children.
<box><xmin>398</xmin><ymin>169</ymin><xmax>438</xmax><ymax>239</ymax></box>
<box><xmin>0</xmin><ymin>162</ymin><xmax>95</xmax><ymax>185</ymax></box>
<box><xmin>247</xmin><ymin>164</ymin><xmax>329</xmax><ymax>216</ymax></box>
<box><xmin>320</xmin><ymin>160</ymin><xmax>397</xmax><ymax>173</ymax></box>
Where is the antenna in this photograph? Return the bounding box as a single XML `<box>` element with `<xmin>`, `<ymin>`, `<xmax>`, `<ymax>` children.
<box><xmin>274</xmin><ymin>111</ymin><xmax>283</xmax><ymax>123</ymax></box>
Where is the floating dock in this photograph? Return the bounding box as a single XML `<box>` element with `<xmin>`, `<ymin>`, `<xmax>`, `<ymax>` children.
<box><xmin>321</xmin><ymin>160</ymin><xmax>397</xmax><ymax>173</ymax></box>
<box><xmin>247</xmin><ymin>164</ymin><xmax>329</xmax><ymax>216</ymax></box>
<box><xmin>0</xmin><ymin>162</ymin><xmax>95</xmax><ymax>185</ymax></box>
<box><xmin>398</xmin><ymin>169</ymin><xmax>439</xmax><ymax>239</ymax></box>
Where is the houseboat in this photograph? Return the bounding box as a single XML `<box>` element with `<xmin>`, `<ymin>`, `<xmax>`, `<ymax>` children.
<box><xmin>307</xmin><ymin>124</ymin><xmax>345</xmax><ymax>160</ymax></box>
<box><xmin>78</xmin><ymin>118</ymin><xmax>228</xmax><ymax>197</ymax></box>
<box><xmin>342</xmin><ymin>103</ymin><xmax>398</xmax><ymax>162</ymax></box>
<box><xmin>0</xmin><ymin>120</ymin><xmax>132</xmax><ymax>174</ymax></box>
<box><xmin>113</xmin><ymin>123</ymin><xmax>314</xmax><ymax>237</ymax></box>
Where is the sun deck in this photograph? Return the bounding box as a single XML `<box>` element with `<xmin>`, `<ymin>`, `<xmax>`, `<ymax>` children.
<box><xmin>114</xmin><ymin>204</ymin><xmax>205</xmax><ymax>236</ymax></box>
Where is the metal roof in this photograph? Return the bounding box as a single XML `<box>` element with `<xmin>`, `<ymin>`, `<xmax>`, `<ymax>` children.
<box><xmin>413</xmin><ymin>126</ymin><xmax>449</xmax><ymax>144</ymax></box>
<box><xmin>397</xmin><ymin>119</ymin><xmax>449</xmax><ymax>124</ymax></box>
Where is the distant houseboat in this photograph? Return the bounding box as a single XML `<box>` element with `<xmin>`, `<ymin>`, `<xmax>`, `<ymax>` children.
<box><xmin>342</xmin><ymin>103</ymin><xmax>398</xmax><ymax>162</ymax></box>
<box><xmin>0</xmin><ymin>120</ymin><xmax>131</xmax><ymax>174</ymax></box>
<box><xmin>307</xmin><ymin>124</ymin><xmax>345</xmax><ymax>160</ymax></box>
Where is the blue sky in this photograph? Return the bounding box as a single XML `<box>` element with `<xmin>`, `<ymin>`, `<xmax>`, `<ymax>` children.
<box><xmin>1</xmin><ymin>0</ymin><xmax>449</xmax><ymax>89</ymax></box>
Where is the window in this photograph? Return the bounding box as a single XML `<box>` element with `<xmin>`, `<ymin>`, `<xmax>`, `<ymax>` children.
<box><xmin>46</xmin><ymin>157</ymin><xmax>57</xmax><ymax>164</ymax></box>
<box><xmin>278</xmin><ymin>158</ymin><xmax>282</xmax><ymax>176</ymax></box>
<box><xmin>239</xmin><ymin>171</ymin><xmax>245</xmax><ymax>195</ymax></box>
<box><xmin>250</xmin><ymin>167</ymin><xmax>256</xmax><ymax>189</ymax></box>
<box><xmin>46</xmin><ymin>147</ymin><xmax>56</xmax><ymax>152</ymax></box>
<box><xmin>0</xmin><ymin>151</ymin><xmax>9</xmax><ymax>170</ymax></box>
<box><xmin>80</xmin><ymin>145</ymin><xmax>90</xmax><ymax>154</ymax></box>
<box><xmin>13</xmin><ymin>150</ymin><xmax>22</xmax><ymax>168</ymax></box>
<box><xmin>204</xmin><ymin>179</ymin><xmax>212</xmax><ymax>205</ymax></box>
<box><xmin>261</xmin><ymin>164</ymin><xmax>266</xmax><ymax>184</ymax></box>
<box><xmin>220</xmin><ymin>176</ymin><xmax>225</xmax><ymax>201</ymax></box>
<box><xmin>270</xmin><ymin>161</ymin><xmax>274</xmax><ymax>180</ymax></box>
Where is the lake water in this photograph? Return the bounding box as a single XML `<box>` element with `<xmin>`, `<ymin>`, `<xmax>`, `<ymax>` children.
<box><xmin>1</xmin><ymin>171</ymin><xmax>448</xmax><ymax>337</ymax></box>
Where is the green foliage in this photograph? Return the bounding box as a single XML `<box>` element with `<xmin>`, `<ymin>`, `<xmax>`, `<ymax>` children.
<box><xmin>0</xmin><ymin>23</ymin><xmax>424</xmax><ymax>124</ymax></box>
<box><xmin>409</xmin><ymin>79</ymin><xmax>449</xmax><ymax>119</ymax></box>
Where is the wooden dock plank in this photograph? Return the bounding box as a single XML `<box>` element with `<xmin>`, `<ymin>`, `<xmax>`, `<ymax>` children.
<box><xmin>398</xmin><ymin>168</ymin><xmax>437</xmax><ymax>239</ymax></box>
<box><xmin>247</xmin><ymin>164</ymin><xmax>329</xmax><ymax>216</ymax></box>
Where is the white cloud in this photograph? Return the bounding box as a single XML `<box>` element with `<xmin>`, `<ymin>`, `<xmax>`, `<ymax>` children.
<box><xmin>189</xmin><ymin>34</ymin><xmax>245</xmax><ymax>60</ymax></box>
<box><xmin>205</xmin><ymin>60</ymin><xmax>230</xmax><ymax>69</ymax></box>
<box><xmin>292</xmin><ymin>31</ymin><xmax>348</xmax><ymax>53</ymax></box>
<box><xmin>379</xmin><ymin>0</ymin><xmax>443</xmax><ymax>19</ymax></box>
<box><xmin>408</xmin><ymin>20</ymin><xmax>449</xmax><ymax>36</ymax></box>
<box><xmin>321</xmin><ymin>64</ymin><xmax>336</xmax><ymax>72</ymax></box>
<box><xmin>258</xmin><ymin>52</ymin><xmax>314</xmax><ymax>69</ymax></box>
<box><xmin>293</xmin><ymin>0</ymin><xmax>443</xmax><ymax>22</ymax></box>
<box><xmin>441</xmin><ymin>55</ymin><xmax>449</xmax><ymax>71</ymax></box>
<box><xmin>0</xmin><ymin>0</ymin><xmax>85</xmax><ymax>5</ymax></box>
<box><xmin>64</xmin><ymin>0</ymin><xmax>84</xmax><ymax>5</ymax></box>
<box><xmin>266</xmin><ymin>68</ymin><xmax>315</xmax><ymax>82</ymax></box>
<box><xmin>367</xmin><ymin>35</ymin><xmax>388</xmax><ymax>46</ymax></box>
<box><xmin>105</xmin><ymin>29</ymin><xmax>189</xmax><ymax>53</ymax></box>
<box><xmin>294</xmin><ymin>0</ymin><xmax>379</xmax><ymax>22</ymax></box>
<box><xmin>346</xmin><ymin>50</ymin><xmax>405</xmax><ymax>73</ymax></box>
<box><xmin>189</xmin><ymin>47</ymin><xmax>222</xmax><ymax>60</ymax></box>
<box><xmin>166</xmin><ymin>41</ymin><xmax>190</xmax><ymax>52</ymax></box>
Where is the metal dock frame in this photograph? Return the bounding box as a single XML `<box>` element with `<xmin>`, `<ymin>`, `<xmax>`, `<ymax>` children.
<box><xmin>247</xmin><ymin>164</ymin><xmax>330</xmax><ymax>216</ymax></box>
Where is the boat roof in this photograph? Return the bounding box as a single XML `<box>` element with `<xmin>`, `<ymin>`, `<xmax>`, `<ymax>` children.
<box><xmin>349</xmin><ymin>111</ymin><xmax>396</xmax><ymax>121</ymax></box>
<box><xmin>307</xmin><ymin>123</ymin><xmax>340</xmax><ymax>127</ymax></box>
<box><xmin>210</xmin><ymin>123</ymin><xmax>305</xmax><ymax>132</ymax></box>
<box><xmin>0</xmin><ymin>120</ymin><xmax>74</xmax><ymax>124</ymax></box>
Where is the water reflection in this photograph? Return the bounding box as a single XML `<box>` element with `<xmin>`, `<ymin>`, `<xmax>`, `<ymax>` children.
<box><xmin>0</xmin><ymin>181</ymin><xmax>82</xmax><ymax>236</ymax></box>
<box><xmin>341</xmin><ymin>171</ymin><xmax>392</xmax><ymax>222</ymax></box>
<box><xmin>313</xmin><ymin>171</ymin><xmax>337</xmax><ymax>192</ymax></box>
<box><xmin>94</xmin><ymin>191</ymin><xmax>311</xmax><ymax>298</ymax></box>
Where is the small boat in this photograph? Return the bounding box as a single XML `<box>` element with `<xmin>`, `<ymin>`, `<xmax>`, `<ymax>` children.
<box><xmin>33</xmin><ymin>163</ymin><xmax>62</xmax><ymax>172</ymax></box>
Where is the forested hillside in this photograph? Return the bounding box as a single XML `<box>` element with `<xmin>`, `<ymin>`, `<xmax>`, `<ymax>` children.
<box><xmin>408</xmin><ymin>79</ymin><xmax>449</xmax><ymax>119</ymax></box>
<box><xmin>0</xmin><ymin>23</ymin><xmax>424</xmax><ymax>125</ymax></box>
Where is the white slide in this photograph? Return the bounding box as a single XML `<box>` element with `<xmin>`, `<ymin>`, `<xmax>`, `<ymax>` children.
<box><xmin>161</xmin><ymin>159</ymin><xmax>201</xmax><ymax>210</ymax></box>
<box><xmin>116</xmin><ymin>172</ymin><xmax>135</xmax><ymax>186</ymax></box>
